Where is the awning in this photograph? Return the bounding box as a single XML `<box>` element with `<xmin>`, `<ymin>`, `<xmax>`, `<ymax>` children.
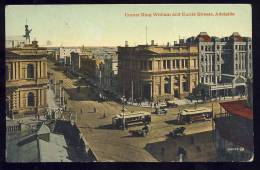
<box><xmin>220</xmin><ymin>100</ymin><xmax>253</xmax><ymax>120</ymax></box>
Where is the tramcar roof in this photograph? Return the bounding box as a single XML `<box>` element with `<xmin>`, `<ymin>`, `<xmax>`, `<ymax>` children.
<box><xmin>180</xmin><ymin>107</ymin><xmax>212</xmax><ymax>115</ymax></box>
<box><xmin>116</xmin><ymin>111</ymin><xmax>151</xmax><ymax>118</ymax></box>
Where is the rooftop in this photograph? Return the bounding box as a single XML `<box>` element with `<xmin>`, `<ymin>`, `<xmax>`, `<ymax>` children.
<box><xmin>220</xmin><ymin>100</ymin><xmax>253</xmax><ymax>120</ymax></box>
<box><xmin>215</xmin><ymin>116</ymin><xmax>253</xmax><ymax>151</ymax></box>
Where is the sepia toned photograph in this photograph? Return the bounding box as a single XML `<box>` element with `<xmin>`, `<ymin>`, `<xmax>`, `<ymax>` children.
<box><xmin>5</xmin><ymin>4</ymin><xmax>253</xmax><ymax>162</ymax></box>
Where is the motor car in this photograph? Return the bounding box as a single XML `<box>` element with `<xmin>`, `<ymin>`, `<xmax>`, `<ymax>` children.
<box><xmin>155</xmin><ymin>107</ymin><xmax>167</xmax><ymax>115</ymax></box>
<box><xmin>169</xmin><ymin>127</ymin><xmax>186</xmax><ymax>137</ymax></box>
<box><xmin>166</xmin><ymin>100</ymin><xmax>178</xmax><ymax>108</ymax></box>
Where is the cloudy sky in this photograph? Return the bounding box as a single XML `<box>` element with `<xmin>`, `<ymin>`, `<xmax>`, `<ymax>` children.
<box><xmin>5</xmin><ymin>4</ymin><xmax>252</xmax><ymax>46</ymax></box>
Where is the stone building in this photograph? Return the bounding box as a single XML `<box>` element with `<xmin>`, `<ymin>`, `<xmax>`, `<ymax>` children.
<box><xmin>100</xmin><ymin>53</ymin><xmax>118</xmax><ymax>93</ymax></box>
<box><xmin>118</xmin><ymin>41</ymin><xmax>199</xmax><ymax>101</ymax></box>
<box><xmin>6</xmin><ymin>40</ymin><xmax>48</xmax><ymax>118</ymax></box>
<box><xmin>186</xmin><ymin>32</ymin><xmax>252</xmax><ymax>98</ymax></box>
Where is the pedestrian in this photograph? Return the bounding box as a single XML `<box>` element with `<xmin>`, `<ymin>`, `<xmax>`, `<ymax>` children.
<box><xmin>103</xmin><ymin>112</ymin><xmax>106</xmax><ymax>118</ymax></box>
<box><xmin>81</xmin><ymin>108</ymin><xmax>83</xmax><ymax>114</ymax></box>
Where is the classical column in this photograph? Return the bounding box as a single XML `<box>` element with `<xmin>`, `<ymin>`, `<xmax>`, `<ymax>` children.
<box><xmin>189</xmin><ymin>74</ymin><xmax>193</xmax><ymax>93</ymax></box>
<box><xmin>160</xmin><ymin>76</ymin><xmax>164</xmax><ymax>96</ymax></box>
<box><xmin>170</xmin><ymin>76</ymin><xmax>175</xmax><ymax>96</ymax></box>
<box><xmin>179</xmin><ymin>74</ymin><xmax>183</xmax><ymax>96</ymax></box>
<box><xmin>37</xmin><ymin>62</ymin><xmax>40</xmax><ymax>78</ymax></box>
<box><xmin>152</xmin><ymin>76</ymin><xmax>156</xmax><ymax>99</ymax></box>
<box><xmin>15</xmin><ymin>62</ymin><xmax>18</xmax><ymax>79</ymax></box>
<box><xmin>12</xmin><ymin>62</ymin><xmax>15</xmax><ymax>80</ymax></box>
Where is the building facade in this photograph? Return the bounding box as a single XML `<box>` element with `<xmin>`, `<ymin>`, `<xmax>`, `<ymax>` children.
<box><xmin>79</xmin><ymin>56</ymin><xmax>104</xmax><ymax>84</ymax></box>
<box><xmin>186</xmin><ymin>32</ymin><xmax>252</xmax><ymax>99</ymax></box>
<box><xmin>6</xmin><ymin>41</ymin><xmax>48</xmax><ymax>118</ymax></box>
<box><xmin>118</xmin><ymin>41</ymin><xmax>199</xmax><ymax>101</ymax></box>
<box><xmin>57</xmin><ymin>47</ymin><xmax>81</xmax><ymax>65</ymax></box>
<box><xmin>101</xmin><ymin>53</ymin><xmax>118</xmax><ymax>93</ymax></box>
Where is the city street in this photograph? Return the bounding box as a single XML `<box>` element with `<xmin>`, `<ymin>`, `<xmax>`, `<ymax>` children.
<box><xmin>48</xmin><ymin>61</ymin><xmax>222</xmax><ymax>162</ymax></box>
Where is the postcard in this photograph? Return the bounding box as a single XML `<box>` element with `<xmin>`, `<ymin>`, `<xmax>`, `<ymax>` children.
<box><xmin>5</xmin><ymin>4</ymin><xmax>253</xmax><ymax>162</ymax></box>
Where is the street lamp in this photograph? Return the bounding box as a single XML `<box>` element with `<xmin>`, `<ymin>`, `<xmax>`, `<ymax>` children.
<box><xmin>122</xmin><ymin>95</ymin><xmax>126</xmax><ymax>130</ymax></box>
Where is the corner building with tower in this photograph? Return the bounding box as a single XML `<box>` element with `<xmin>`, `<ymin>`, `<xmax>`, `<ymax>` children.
<box><xmin>5</xmin><ymin>24</ymin><xmax>48</xmax><ymax>118</ymax></box>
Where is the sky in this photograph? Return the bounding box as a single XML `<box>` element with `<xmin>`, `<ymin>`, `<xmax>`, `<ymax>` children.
<box><xmin>5</xmin><ymin>4</ymin><xmax>252</xmax><ymax>47</ymax></box>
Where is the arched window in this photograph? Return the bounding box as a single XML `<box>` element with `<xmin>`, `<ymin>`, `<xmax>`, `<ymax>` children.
<box><xmin>27</xmin><ymin>64</ymin><xmax>34</xmax><ymax>79</ymax></box>
<box><xmin>28</xmin><ymin>92</ymin><xmax>35</xmax><ymax>106</ymax></box>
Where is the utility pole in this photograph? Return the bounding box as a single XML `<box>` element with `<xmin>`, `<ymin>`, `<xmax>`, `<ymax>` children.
<box><xmin>54</xmin><ymin>77</ymin><xmax>56</xmax><ymax>96</ymax></box>
<box><xmin>131</xmin><ymin>80</ymin><xmax>134</xmax><ymax>105</ymax></box>
<box><xmin>59</xmin><ymin>82</ymin><xmax>62</xmax><ymax>107</ymax></box>
<box><xmin>146</xmin><ymin>25</ymin><xmax>148</xmax><ymax>45</ymax></box>
<box><xmin>62</xmin><ymin>87</ymin><xmax>65</xmax><ymax>107</ymax></box>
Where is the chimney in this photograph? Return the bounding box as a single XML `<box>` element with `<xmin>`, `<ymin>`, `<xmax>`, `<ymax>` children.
<box><xmin>151</xmin><ymin>40</ymin><xmax>154</xmax><ymax>46</ymax></box>
<box><xmin>125</xmin><ymin>41</ymin><xmax>128</xmax><ymax>47</ymax></box>
<box><xmin>167</xmin><ymin>42</ymin><xmax>170</xmax><ymax>47</ymax></box>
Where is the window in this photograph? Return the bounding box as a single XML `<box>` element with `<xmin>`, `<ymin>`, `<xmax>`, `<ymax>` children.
<box><xmin>27</xmin><ymin>64</ymin><xmax>34</xmax><ymax>79</ymax></box>
<box><xmin>172</xmin><ymin>60</ymin><xmax>176</xmax><ymax>69</ymax></box>
<box><xmin>167</xmin><ymin>60</ymin><xmax>171</xmax><ymax>69</ymax></box>
<box><xmin>200</xmin><ymin>77</ymin><xmax>204</xmax><ymax>83</ymax></box>
<box><xmin>249</xmin><ymin>45</ymin><xmax>251</xmax><ymax>50</ymax></box>
<box><xmin>217</xmin><ymin>65</ymin><xmax>220</xmax><ymax>71</ymax></box>
<box><xmin>176</xmin><ymin>60</ymin><xmax>180</xmax><ymax>68</ymax></box>
<box><xmin>217</xmin><ymin>55</ymin><xmax>220</xmax><ymax>61</ymax></box>
<box><xmin>27</xmin><ymin>92</ymin><xmax>35</xmax><ymax>107</ymax></box>
<box><xmin>164</xmin><ymin>82</ymin><xmax>171</xmax><ymax>94</ymax></box>
<box><xmin>201</xmin><ymin>46</ymin><xmax>204</xmax><ymax>50</ymax></box>
<box><xmin>144</xmin><ymin>61</ymin><xmax>147</xmax><ymax>70</ymax></box>
<box><xmin>201</xmin><ymin>57</ymin><xmax>204</xmax><ymax>62</ymax></box>
<box><xmin>235</xmin><ymin>45</ymin><xmax>238</xmax><ymax>50</ymax></box>
<box><xmin>194</xmin><ymin>59</ymin><xmax>197</xmax><ymax>68</ymax></box>
<box><xmin>184</xmin><ymin>59</ymin><xmax>188</xmax><ymax>68</ymax></box>
<box><xmin>148</xmin><ymin>61</ymin><xmax>152</xmax><ymax>70</ymax></box>
<box><xmin>236</xmin><ymin>64</ymin><xmax>238</xmax><ymax>69</ymax></box>
<box><xmin>217</xmin><ymin>45</ymin><xmax>220</xmax><ymax>50</ymax></box>
<box><xmin>182</xmin><ymin>59</ymin><xmax>185</xmax><ymax>68</ymax></box>
<box><xmin>163</xmin><ymin>60</ymin><xmax>166</xmax><ymax>69</ymax></box>
<box><xmin>183</xmin><ymin>82</ymin><xmax>189</xmax><ymax>92</ymax></box>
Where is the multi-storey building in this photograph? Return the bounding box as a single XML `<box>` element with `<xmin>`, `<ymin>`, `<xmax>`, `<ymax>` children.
<box><xmin>118</xmin><ymin>40</ymin><xmax>199</xmax><ymax>101</ymax></box>
<box><xmin>70</xmin><ymin>52</ymin><xmax>82</xmax><ymax>74</ymax></box>
<box><xmin>186</xmin><ymin>32</ymin><xmax>252</xmax><ymax>98</ymax></box>
<box><xmin>101</xmin><ymin>53</ymin><xmax>118</xmax><ymax>93</ymax></box>
<box><xmin>79</xmin><ymin>56</ymin><xmax>104</xmax><ymax>84</ymax></box>
<box><xmin>57</xmin><ymin>47</ymin><xmax>81</xmax><ymax>65</ymax></box>
<box><xmin>6</xmin><ymin>40</ymin><xmax>48</xmax><ymax>118</ymax></box>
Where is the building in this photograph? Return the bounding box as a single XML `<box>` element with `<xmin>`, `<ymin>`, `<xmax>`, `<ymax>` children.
<box><xmin>186</xmin><ymin>32</ymin><xmax>252</xmax><ymax>99</ymax></box>
<box><xmin>6</xmin><ymin>119</ymin><xmax>96</xmax><ymax>162</ymax></box>
<box><xmin>70</xmin><ymin>52</ymin><xmax>83</xmax><ymax>74</ymax></box>
<box><xmin>213</xmin><ymin>79</ymin><xmax>253</xmax><ymax>161</ymax></box>
<box><xmin>79</xmin><ymin>56</ymin><xmax>104</xmax><ymax>84</ymax></box>
<box><xmin>6</xmin><ymin>40</ymin><xmax>48</xmax><ymax>118</ymax></box>
<box><xmin>57</xmin><ymin>47</ymin><xmax>81</xmax><ymax>65</ymax></box>
<box><xmin>101</xmin><ymin>53</ymin><xmax>118</xmax><ymax>93</ymax></box>
<box><xmin>118</xmin><ymin>40</ymin><xmax>199</xmax><ymax>101</ymax></box>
